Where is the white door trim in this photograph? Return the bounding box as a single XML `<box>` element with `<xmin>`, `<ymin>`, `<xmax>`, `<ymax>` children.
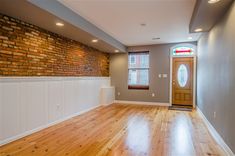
<box><xmin>169</xmin><ymin>55</ymin><xmax>197</xmax><ymax>108</ymax></box>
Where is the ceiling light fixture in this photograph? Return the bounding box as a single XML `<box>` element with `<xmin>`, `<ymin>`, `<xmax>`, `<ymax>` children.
<box><xmin>56</xmin><ymin>22</ymin><xmax>64</xmax><ymax>26</ymax></box>
<box><xmin>115</xmin><ymin>50</ymin><xmax>119</xmax><ymax>53</ymax></box>
<box><xmin>208</xmin><ymin>0</ymin><xmax>220</xmax><ymax>4</ymax></box>
<box><xmin>92</xmin><ymin>39</ymin><xmax>98</xmax><ymax>43</ymax></box>
<box><xmin>188</xmin><ymin>37</ymin><xmax>193</xmax><ymax>40</ymax></box>
<box><xmin>152</xmin><ymin>37</ymin><xmax>160</xmax><ymax>40</ymax></box>
<box><xmin>194</xmin><ymin>28</ymin><xmax>203</xmax><ymax>32</ymax></box>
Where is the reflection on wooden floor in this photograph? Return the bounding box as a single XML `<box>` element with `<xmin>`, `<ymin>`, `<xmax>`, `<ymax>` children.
<box><xmin>0</xmin><ymin>104</ymin><xmax>225</xmax><ymax>156</ymax></box>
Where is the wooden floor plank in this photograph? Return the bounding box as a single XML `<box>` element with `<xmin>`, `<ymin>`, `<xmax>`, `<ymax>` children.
<box><xmin>0</xmin><ymin>104</ymin><xmax>226</xmax><ymax>156</ymax></box>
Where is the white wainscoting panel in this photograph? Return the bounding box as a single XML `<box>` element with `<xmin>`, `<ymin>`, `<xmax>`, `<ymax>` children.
<box><xmin>1</xmin><ymin>82</ymin><xmax>21</xmax><ymax>142</ymax></box>
<box><xmin>100</xmin><ymin>86</ymin><xmax>115</xmax><ymax>105</ymax></box>
<box><xmin>0</xmin><ymin>77</ymin><xmax>110</xmax><ymax>146</ymax></box>
<box><xmin>19</xmin><ymin>81</ymin><xmax>48</xmax><ymax>134</ymax></box>
<box><xmin>0</xmin><ymin>83</ymin><xmax>2</xmax><ymax>141</ymax></box>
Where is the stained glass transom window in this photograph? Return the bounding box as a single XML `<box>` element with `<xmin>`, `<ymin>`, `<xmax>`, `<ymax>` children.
<box><xmin>173</xmin><ymin>47</ymin><xmax>194</xmax><ymax>56</ymax></box>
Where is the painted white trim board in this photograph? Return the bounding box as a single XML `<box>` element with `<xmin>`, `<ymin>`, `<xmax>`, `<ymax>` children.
<box><xmin>197</xmin><ymin>107</ymin><xmax>234</xmax><ymax>156</ymax></box>
<box><xmin>0</xmin><ymin>76</ymin><xmax>110</xmax><ymax>82</ymax></box>
<box><xmin>114</xmin><ymin>100</ymin><xmax>170</xmax><ymax>106</ymax></box>
<box><xmin>0</xmin><ymin>105</ymin><xmax>101</xmax><ymax>146</ymax></box>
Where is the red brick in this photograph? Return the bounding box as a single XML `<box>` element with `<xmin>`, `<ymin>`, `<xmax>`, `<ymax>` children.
<box><xmin>0</xmin><ymin>14</ymin><xmax>109</xmax><ymax>76</ymax></box>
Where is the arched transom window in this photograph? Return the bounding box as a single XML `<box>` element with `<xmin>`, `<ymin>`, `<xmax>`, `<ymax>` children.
<box><xmin>172</xmin><ymin>46</ymin><xmax>194</xmax><ymax>56</ymax></box>
<box><xmin>171</xmin><ymin>44</ymin><xmax>196</xmax><ymax>56</ymax></box>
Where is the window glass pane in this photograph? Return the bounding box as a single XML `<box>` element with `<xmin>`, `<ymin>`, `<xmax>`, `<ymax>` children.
<box><xmin>177</xmin><ymin>64</ymin><xmax>188</xmax><ymax>87</ymax></box>
<box><xmin>130</xmin><ymin>55</ymin><xmax>136</xmax><ymax>64</ymax></box>
<box><xmin>128</xmin><ymin>69</ymin><xmax>149</xmax><ymax>86</ymax></box>
<box><xmin>129</xmin><ymin>53</ymin><xmax>149</xmax><ymax>68</ymax></box>
<box><xmin>128</xmin><ymin>52</ymin><xmax>149</xmax><ymax>88</ymax></box>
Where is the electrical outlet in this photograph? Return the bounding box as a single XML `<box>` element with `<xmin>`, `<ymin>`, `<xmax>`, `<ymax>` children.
<box><xmin>152</xmin><ymin>93</ymin><xmax>155</xmax><ymax>97</ymax></box>
<box><xmin>213</xmin><ymin>112</ymin><xmax>216</xmax><ymax>118</ymax></box>
<box><xmin>117</xmin><ymin>92</ymin><xmax>121</xmax><ymax>96</ymax></box>
<box><xmin>158</xmin><ymin>74</ymin><xmax>162</xmax><ymax>78</ymax></box>
<box><xmin>163</xmin><ymin>74</ymin><xmax>167</xmax><ymax>78</ymax></box>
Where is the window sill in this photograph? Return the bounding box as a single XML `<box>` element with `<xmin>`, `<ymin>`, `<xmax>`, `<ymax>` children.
<box><xmin>128</xmin><ymin>85</ymin><xmax>149</xmax><ymax>90</ymax></box>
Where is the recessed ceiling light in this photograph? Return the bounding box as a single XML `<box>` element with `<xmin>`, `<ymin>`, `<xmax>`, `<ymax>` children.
<box><xmin>92</xmin><ymin>39</ymin><xmax>98</xmax><ymax>43</ymax></box>
<box><xmin>208</xmin><ymin>0</ymin><xmax>220</xmax><ymax>4</ymax></box>
<box><xmin>115</xmin><ymin>50</ymin><xmax>119</xmax><ymax>53</ymax></box>
<box><xmin>56</xmin><ymin>22</ymin><xmax>64</xmax><ymax>26</ymax></box>
<box><xmin>152</xmin><ymin>37</ymin><xmax>160</xmax><ymax>40</ymax></box>
<box><xmin>188</xmin><ymin>37</ymin><xmax>193</xmax><ymax>40</ymax></box>
<box><xmin>195</xmin><ymin>28</ymin><xmax>203</xmax><ymax>32</ymax></box>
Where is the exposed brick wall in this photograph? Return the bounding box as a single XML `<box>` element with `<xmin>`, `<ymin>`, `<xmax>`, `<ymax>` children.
<box><xmin>0</xmin><ymin>13</ymin><xmax>109</xmax><ymax>76</ymax></box>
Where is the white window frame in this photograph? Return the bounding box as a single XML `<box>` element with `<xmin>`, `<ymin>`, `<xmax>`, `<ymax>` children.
<box><xmin>128</xmin><ymin>51</ymin><xmax>150</xmax><ymax>89</ymax></box>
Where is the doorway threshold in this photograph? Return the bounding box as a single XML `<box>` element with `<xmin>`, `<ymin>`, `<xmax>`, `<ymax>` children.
<box><xmin>168</xmin><ymin>104</ymin><xmax>193</xmax><ymax>111</ymax></box>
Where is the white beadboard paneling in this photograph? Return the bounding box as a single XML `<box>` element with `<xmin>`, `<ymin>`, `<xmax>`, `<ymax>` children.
<box><xmin>76</xmin><ymin>79</ymin><xmax>88</xmax><ymax>111</ymax></box>
<box><xmin>88</xmin><ymin>79</ymin><xmax>99</xmax><ymax>108</ymax></box>
<box><xmin>100</xmin><ymin>87</ymin><xmax>115</xmax><ymax>105</ymax></box>
<box><xmin>19</xmin><ymin>82</ymin><xmax>48</xmax><ymax>132</ymax></box>
<box><xmin>74</xmin><ymin>80</ymin><xmax>83</xmax><ymax>112</ymax></box>
<box><xmin>48</xmin><ymin>81</ymin><xmax>64</xmax><ymax>122</ymax></box>
<box><xmin>0</xmin><ymin>83</ymin><xmax>3</xmax><ymax>140</ymax></box>
<box><xmin>63</xmin><ymin>80</ymin><xmax>77</xmax><ymax>116</ymax></box>
<box><xmin>0</xmin><ymin>77</ymin><xmax>111</xmax><ymax>146</ymax></box>
<box><xmin>1</xmin><ymin>83</ymin><xmax>21</xmax><ymax>141</ymax></box>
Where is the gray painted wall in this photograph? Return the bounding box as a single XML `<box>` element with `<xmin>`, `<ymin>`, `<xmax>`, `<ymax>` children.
<box><xmin>110</xmin><ymin>42</ymin><xmax>196</xmax><ymax>103</ymax></box>
<box><xmin>197</xmin><ymin>2</ymin><xmax>235</xmax><ymax>153</ymax></box>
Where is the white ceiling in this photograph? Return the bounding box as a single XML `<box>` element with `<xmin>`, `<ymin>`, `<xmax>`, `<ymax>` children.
<box><xmin>59</xmin><ymin>0</ymin><xmax>200</xmax><ymax>46</ymax></box>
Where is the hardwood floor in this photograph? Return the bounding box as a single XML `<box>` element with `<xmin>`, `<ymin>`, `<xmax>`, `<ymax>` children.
<box><xmin>0</xmin><ymin>104</ymin><xmax>225</xmax><ymax>156</ymax></box>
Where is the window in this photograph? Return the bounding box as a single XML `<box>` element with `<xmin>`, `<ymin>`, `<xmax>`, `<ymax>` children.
<box><xmin>128</xmin><ymin>52</ymin><xmax>149</xmax><ymax>89</ymax></box>
<box><xmin>172</xmin><ymin>46</ymin><xmax>194</xmax><ymax>56</ymax></box>
<box><xmin>130</xmin><ymin>55</ymin><xmax>136</xmax><ymax>64</ymax></box>
<box><xmin>177</xmin><ymin>64</ymin><xmax>188</xmax><ymax>87</ymax></box>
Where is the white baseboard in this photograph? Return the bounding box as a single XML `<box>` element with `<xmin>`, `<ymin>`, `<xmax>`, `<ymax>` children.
<box><xmin>114</xmin><ymin>100</ymin><xmax>170</xmax><ymax>106</ymax></box>
<box><xmin>197</xmin><ymin>107</ymin><xmax>234</xmax><ymax>156</ymax></box>
<box><xmin>0</xmin><ymin>105</ymin><xmax>100</xmax><ymax>146</ymax></box>
<box><xmin>102</xmin><ymin>102</ymin><xmax>114</xmax><ymax>106</ymax></box>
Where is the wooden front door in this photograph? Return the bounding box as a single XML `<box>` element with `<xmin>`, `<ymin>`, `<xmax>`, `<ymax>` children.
<box><xmin>172</xmin><ymin>57</ymin><xmax>194</xmax><ymax>106</ymax></box>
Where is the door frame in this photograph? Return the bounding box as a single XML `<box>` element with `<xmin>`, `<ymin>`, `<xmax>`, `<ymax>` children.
<box><xmin>169</xmin><ymin>44</ymin><xmax>197</xmax><ymax>108</ymax></box>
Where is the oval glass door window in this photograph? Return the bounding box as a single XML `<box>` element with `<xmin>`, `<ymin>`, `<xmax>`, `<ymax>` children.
<box><xmin>177</xmin><ymin>64</ymin><xmax>188</xmax><ymax>87</ymax></box>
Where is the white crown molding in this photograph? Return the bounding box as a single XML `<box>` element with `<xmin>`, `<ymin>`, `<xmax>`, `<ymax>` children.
<box><xmin>197</xmin><ymin>107</ymin><xmax>235</xmax><ymax>156</ymax></box>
